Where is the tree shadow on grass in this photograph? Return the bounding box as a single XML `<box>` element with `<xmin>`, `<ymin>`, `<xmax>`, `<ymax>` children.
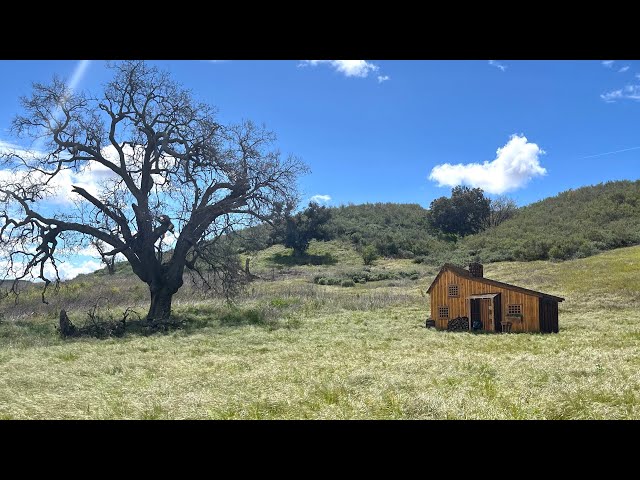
<box><xmin>268</xmin><ymin>251</ymin><xmax>337</xmax><ymax>267</ymax></box>
<box><xmin>1</xmin><ymin>302</ymin><xmax>303</xmax><ymax>345</ymax></box>
<box><xmin>54</xmin><ymin>303</ymin><xmax>302</xmax><ymax>341</ymax></box>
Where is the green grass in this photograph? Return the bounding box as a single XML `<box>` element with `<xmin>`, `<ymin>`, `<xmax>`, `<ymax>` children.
<box><xmin>0</xmin><ymin>244</ymin><xmax>639</xmax><ymax>419</ymax></box>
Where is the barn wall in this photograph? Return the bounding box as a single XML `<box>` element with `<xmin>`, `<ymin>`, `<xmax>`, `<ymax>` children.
<box><xmin>430</xmin><ymin>269</ymin><xmax>540</xmax><ymax>332</ymax></box>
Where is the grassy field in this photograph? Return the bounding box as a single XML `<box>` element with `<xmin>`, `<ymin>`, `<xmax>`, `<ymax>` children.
<box><xmin>1</xmin><ymin>241</ymin><xmax>639</xmax><ymax>419</ymax></box>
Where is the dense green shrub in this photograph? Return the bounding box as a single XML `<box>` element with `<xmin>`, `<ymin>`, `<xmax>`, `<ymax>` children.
<box><xmin>313</xmin><ymin>269</ymin><xmax>419</xmax><ymax>286</ymax></box>
<box><xmin>361</xmin><ymin>245</ymin><xmax>378</xmax><ymax>265</ymax></box>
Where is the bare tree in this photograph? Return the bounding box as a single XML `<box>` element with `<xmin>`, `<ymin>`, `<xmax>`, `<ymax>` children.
<box><xmin>487</xmin><ymin>195</ymin><xmax>518</xmax><ymax>228</ymax></box>
<box><xmin>91</xmin><ymin>239</ymin><xmax>116</xmax><ymax>275</ymax></box>
<box><xmin>0</xmin><ymin>61</ymin><xmax>306</xmax><ymax>321</ymax></box>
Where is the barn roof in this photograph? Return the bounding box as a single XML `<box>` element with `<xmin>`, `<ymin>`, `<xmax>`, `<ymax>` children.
<box><xmin>426</xmin><ymin>263</ymin><xmax>565</xmax><ymax>302</ymax></box>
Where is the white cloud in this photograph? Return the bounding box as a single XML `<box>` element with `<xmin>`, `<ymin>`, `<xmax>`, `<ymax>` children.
<box><xmin>618</xmin><ymin>66</ymin><xmax>630</xmax><ymax>73</ymax></box>
<box><xmin>0</xmin><ymin>142</ymin><xmax>176</xmax><ymax>206</ymax></box>
<box><xmin>428</xmin><ymin>134</ymin><xmax>547</xmax><ymax>194</ymax></box>
<box><xmin>636</xmin><ymin>73</ymin><xmax>640</xmax><ymax>80</ymax></box>
<box><xmin>602</xmin><ymin>60</ymin><xmax>615</xmax><ymax>68</ymax></box>
<box><xmin>0</xmin><ymin>140</ymin><xmax>40</xmax><ymax>160</ymax></box>
<box><xmin>310</xmin><ymin>194</ymin><xmax>331</xmax><ymax>204</ymax></box>
<box><xmin>377</xmin><ymin>75</ymin><xmax>390</xmax><ymax>83</ymax></box>
<box><xmin>488</xmin><ymin>60</ymin><xmax>507</xmax><ymax>72</ymax></box>
<box><xmin>0</xmin><ymin>155</ymin><xmax>117</xmax><ymax>206</ymax></box>
<box><xmin>600</xmin><ymin>84</ymin><xmax>640</xmax><ymax>102</ymax></box>
<box><xmin>300</xmin><ymin>60</ymin><xmax>379</xmax><ymax>78</ymax></box>
<box><xmin>1</xmin><ymin>256</ymin><xmax>102</xmax><ymax>281</ymax></box>
<box><xmin>44</xmin><ymin>258</ymin><xmax>102</xmax><ymax>280</ymax></box>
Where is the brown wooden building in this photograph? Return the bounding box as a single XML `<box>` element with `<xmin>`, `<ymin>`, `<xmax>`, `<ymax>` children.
<box><xmin>427</xmin><ymin>262</ymin><xmax>564</xmax><ymax>333</ymax></box>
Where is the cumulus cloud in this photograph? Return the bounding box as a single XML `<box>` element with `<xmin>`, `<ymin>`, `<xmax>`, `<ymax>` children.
<box><xmin>488</xmin><ymin>60</ymin><xmax>507</xmax><ymax>72</ymax></box>
<box><xmin>0</xmin><ymin>154</ymin><xmax>118</xmax><ymax>206</ymax></box>
<box><xmin>600</xmin><ymin>85</ymin><xmax>640</xmax><ymax>102</ymax></box>
<box><xmin>377</xmin><ymin>75</ymin><xmax>390</xmax><ymax>83</ymax></box>
<box><xmin>428</xmin><ymin>134</ymin><xmax>547</xmax><ymax>194</ymax></box>
<box><xmin>602</xmin><ymin>60</ymin><xmax>615</xmax><ymax>68</ymax></box>
<box><xmin>310</xmin><ymin>194</ymin><xmax>331</xmax><ymax>204</ymax></box>
<box><xmin>619</xmin><ymin>66</ymin><xmax>630</xmax><ymax>73</ymax></box>
<box><xmin>44</xmin><ymin>258</ymin><xmax>102</xmax><ymax>280</ymax></box>
<box><xmin>300</xmin><ymin>60</ymin><xmax>379</xmax><ymax>78</ymax></box>
<box><xmin>0</xmin><ymin>255</ymin><xmax>102</xmax><ymax>281</ymax></box>
<box><xmin>0</xmin><ymin>142</ymin><xmax>176</xmax><ymax>206</ymax></box>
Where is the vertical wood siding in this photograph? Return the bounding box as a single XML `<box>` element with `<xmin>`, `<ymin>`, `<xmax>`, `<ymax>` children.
<box><xmin>539</xmin><ymin>298</ymin><xmax>559</xmax><ymax>333</ymax></box>
<box><xmin>430</xmin><ymin>270</ymin><xmax>540</xmax><ymax>332</ymax></box>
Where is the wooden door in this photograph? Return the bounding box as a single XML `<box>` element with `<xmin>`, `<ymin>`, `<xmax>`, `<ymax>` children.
<box><xmin>493</xmin><ymin>294</ymin><xmax>502</xmax><ymax>332</ymax></box>
<box><xmin>471</xmin><ymin>299</ymin><xmax>494</xmax><ymax>331</ymax></box>
<box><xmin>480</xmin><ymin>299</ymin><xmax>493</xmax><ymax>331</ymax></box>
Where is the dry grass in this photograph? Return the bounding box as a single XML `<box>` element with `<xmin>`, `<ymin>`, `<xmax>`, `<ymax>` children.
<box><xmin>0</xmin><ymin>244</ymin><xmax>639</xmax><ymax>419</ymax></box>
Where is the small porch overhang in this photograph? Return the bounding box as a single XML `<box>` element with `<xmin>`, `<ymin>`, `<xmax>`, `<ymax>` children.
<box><xmin>467</xmin><ymin>293</ymin><xmax>500</xmax><ymax>299</ymax></box>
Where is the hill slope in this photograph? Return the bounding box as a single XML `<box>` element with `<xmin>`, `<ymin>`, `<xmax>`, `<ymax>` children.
<box><xmin>236</xmin><ymin>180</ymin><xmax>640</xmax><ymax>266</ymax></box>
<box><xmin>324</xmin><ymin>202</ymin><xmax>445</xmax><ymax>256</ymax></box>
<box><xmin>461</xmin><ymin>180</ymin><xmax>640</xmax><ymax>262</ymax></box>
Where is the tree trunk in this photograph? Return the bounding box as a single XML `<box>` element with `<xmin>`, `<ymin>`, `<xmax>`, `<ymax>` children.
<box><xmin>147</xmin><ymin>287</ymin><xmax>174</xmax><ymax>321</ymax></box>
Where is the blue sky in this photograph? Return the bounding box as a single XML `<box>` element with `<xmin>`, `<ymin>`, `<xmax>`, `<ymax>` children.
<box><xmin>1</xmin><ymin>60</ymin><xmax>639</xmax><ymax>278</ymax></box>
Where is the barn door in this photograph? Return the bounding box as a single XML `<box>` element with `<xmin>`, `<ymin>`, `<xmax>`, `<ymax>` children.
<box><xmin>481</xmin><ymin>299</ymin><xmax>493</xmax><ymax>331</ymax></box>
<box><xmin>471</xmin><ymin>299</ymin><xmax>494</xmax><ymax>331</ymax></box>
<box><xmin>493</xmin><ymin>294</ymin><xmax>501</xmax><ymax>331</ymax></box>
<box><xmin>470</xmin><ymin>299</ymin><xmax>481</xmax><ymax>330</ymax></box>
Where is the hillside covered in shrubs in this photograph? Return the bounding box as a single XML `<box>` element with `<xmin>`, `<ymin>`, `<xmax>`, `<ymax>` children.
<box><xmin>461</xmin><ymin>179</ymin><xmax>640</xmax><ymax>262</ymax></box>
<box><xmin>220</xmin><ymin>180</ymin><xmax>640</xmax><ymax>266</ymax></box>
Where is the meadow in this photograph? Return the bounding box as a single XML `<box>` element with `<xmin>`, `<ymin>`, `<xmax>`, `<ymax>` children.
<box><xmin>1</xmin><ymin>240</ymin><xmax>639</xmax><ymax>419</ymax></box>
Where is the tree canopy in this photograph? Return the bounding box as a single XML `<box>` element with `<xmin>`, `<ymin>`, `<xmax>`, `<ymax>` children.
<box><xmin>428</xmin><ymin>186</ymin><xmax>490</xmax><ymax>237</ymax></box>
<box><xmin>275</xmin><ymin>202</ymin><xmax>332</xmax><ymax>256</ymax></box>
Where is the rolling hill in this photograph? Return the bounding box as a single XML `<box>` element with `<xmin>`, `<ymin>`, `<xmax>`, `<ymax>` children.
<box><xmin>461</xmin><ymin>179</ymin><xmax>640</xmax><ymax>263</ymax></box>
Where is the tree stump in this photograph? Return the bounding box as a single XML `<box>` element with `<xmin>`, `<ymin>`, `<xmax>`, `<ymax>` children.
<box><xmin>59</xmin><ymin>310</ymin><xmax>77</xmax><ymax>338</ymax></box>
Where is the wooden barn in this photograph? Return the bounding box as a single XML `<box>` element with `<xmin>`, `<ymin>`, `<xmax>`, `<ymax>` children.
<box><xmin>427</xmin><ymin>263</ymin><xmax>564</xmax><ymax>333</ymax></box>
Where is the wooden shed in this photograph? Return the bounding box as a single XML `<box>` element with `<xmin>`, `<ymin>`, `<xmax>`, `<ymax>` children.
<box><xmin>427</xmin><ymin>262</ymin><xmax>564</xmax><ymax>333</ymax></box>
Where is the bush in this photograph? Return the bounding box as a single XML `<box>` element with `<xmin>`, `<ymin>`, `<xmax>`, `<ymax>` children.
<box><xmin>361</xmin><ymin>245</ymin><xmax>378</xmax><ymax>265</ymax></box>
<box><xmin>341</xmin><ymin>279</ymin><xmax>355</xmax><ymax>287</ymax></box>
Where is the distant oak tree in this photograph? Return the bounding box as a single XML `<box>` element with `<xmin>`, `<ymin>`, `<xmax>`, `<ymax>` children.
<box><xmin>0</xmin><ymin>61</ymin><xmax>306</xmax><ymax>321</ymax></box>
<box><xmin>428</xmin><ymin>185</ymin><xmax>490</xmax><ymax>237</ymax></box>
<box><xmin>275</xmin><ymin>202</ymin><xmax>332</xmax><ymax>256</ymax></box>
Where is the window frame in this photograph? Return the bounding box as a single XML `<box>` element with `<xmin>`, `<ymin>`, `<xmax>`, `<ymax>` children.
<box><xmin>438</xmin><ymin>305</ymin><xmax>450</xmax><ymax>319</ymax></box>
<box><xmin>447</xmin><ymin>284</ymin><xmax>459</xmax><ymax>298</ymax></box>
<box><xmin>507</xmin><ymin>304</ymin><xmax>523</xmax><ymax>316</ymax></box>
